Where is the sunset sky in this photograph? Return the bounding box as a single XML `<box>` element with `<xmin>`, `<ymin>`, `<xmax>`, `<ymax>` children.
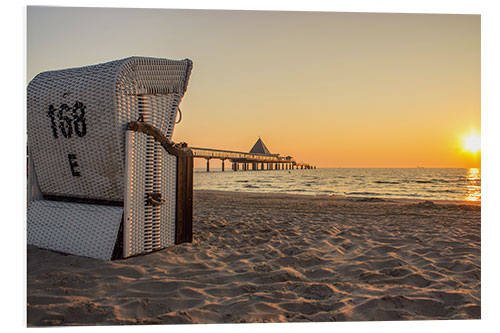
<box><xmin>27</xmin><ymin>7</ymin><xmax>480</xmax><ymax>168</ymax></box>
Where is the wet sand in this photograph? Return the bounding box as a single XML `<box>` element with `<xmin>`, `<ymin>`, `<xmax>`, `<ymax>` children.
<box><xmin>27</xmin><ymin>190</ymin><xmax>481</xmax><ymax>326</ymax></box>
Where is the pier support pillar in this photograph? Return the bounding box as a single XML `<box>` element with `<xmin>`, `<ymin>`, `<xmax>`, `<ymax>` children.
<box><xmin>221</xmin><ymin>159</ymin><xmax>225</xmax><ymax>172</ymax></box>
<box><xmin>261</xmin><ymin>163</ymin><xmax>264</xmax><ymax>170</ymax></box>
<box><xmin>206</xmin><ymin>158</ymin><xmax>210</xmax><ymax>172</ymax></box>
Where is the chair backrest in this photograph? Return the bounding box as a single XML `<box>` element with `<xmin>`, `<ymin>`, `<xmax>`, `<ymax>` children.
<box><xmin>27</xmin><ymin>57</ymin><xmax>193</xmax><ymax>202</ymax></box>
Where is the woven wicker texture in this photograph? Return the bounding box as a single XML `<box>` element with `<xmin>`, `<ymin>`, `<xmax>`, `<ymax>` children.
<box><xmin>27</xmin><ymin>200</ymin><xmax>123</xmax><ymax>260</ymax></box>
<box><xmin>123</xmin><ymin>131</ymin><xmax>177</xmax><ymax>258</ymax></box>
<box><xmin>27</xmin><ymin>146</ymin><xmax>42</xmax><ymax>204</ymax></box>
<box><xmin>160</xmin><ymin>148</ymin><xmax>177</xmax><ymax>249</ymax></box>
<box><xmin>27</xmin><ymin>57</ymin><xmax>192</xmax><ymax>201</ymax></box>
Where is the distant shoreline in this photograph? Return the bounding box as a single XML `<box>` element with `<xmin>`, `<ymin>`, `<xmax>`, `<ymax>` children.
<box><xmin>193</xmin><ymin>189</ymin><xmax>481</xmax><ymax>206</ymax></box>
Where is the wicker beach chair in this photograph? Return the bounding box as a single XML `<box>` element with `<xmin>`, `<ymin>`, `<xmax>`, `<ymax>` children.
<box><xmin>27</xmin><ymin>56</ymin><xmax>194</xmax><ymax>260</ymax></box>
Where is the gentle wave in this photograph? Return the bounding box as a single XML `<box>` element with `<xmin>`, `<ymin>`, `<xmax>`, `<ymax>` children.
<box><xmin>344</xmin><ymin>191</ymin><xmax>394</xmax><ymax>197</ymax></box>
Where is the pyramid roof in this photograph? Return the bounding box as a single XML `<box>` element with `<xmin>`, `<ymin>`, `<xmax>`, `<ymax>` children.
<box><xmin>249</xmin><ymin>138</ymin><xmax>271</xmax><ymax>155</ymax></box>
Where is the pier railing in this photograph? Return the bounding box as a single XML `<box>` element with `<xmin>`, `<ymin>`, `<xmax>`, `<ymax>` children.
<box><xmin>191</xmin><ymin>147</ymin><xmax>288</xmax><ymax>162</ymax></box>
<box><xmin>190</xmin><ymin>147</ymin><xmax>314</xmax><ymax>171</ymax></box>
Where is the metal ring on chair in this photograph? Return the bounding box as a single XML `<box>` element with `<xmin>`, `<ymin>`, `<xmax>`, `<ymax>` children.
<box><xmin>149</xmin><ymin>197</ymin><xmax>167</xmax><ymax>206</ymax></box>
<box><xmin>176</xmin><ymin>106</ymin><xmax>182</xmax><ymax>124</ymax></box>
<box><xmin>146</xmin><ymin>193</ymin><xmax>167</xmax><ymax>206</ymax></box>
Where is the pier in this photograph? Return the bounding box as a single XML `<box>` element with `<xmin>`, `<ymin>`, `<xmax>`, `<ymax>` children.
<box><xmin>190</xmin><ymin>138</ymin><xmax>315</xmax><ymax>172</ymax></box>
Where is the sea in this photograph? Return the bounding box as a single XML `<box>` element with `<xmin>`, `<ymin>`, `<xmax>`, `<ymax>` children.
<box><xmin>193</xmin><ymin>167</ymin><xmax>481</xmax><ymax>202</ymax></box>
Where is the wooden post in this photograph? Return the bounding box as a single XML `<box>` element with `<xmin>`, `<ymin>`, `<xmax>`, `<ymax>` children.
<box><xmin>175</xmin><ymin>154</ymin><xmax>193</xmax><ymax>244</ymax></box>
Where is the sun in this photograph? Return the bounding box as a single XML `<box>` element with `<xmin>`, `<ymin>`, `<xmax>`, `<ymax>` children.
<box><xmin>462</xmin><ymin>132</ymin><xmax>481</xmax><ymax>154</ymax></box>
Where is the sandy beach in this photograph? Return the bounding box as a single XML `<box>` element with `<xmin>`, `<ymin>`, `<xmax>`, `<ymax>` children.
<box><xmin>27</xmin><ymin>190</ymin><xmax>481</xmax><ymax>326</ymax></box>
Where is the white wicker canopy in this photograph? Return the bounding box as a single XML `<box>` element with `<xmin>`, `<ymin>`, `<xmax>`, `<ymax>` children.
<box><xmin>27</xmin><ymin>56</ymin><xmax>193</xmax><ymax>202</ymax></box>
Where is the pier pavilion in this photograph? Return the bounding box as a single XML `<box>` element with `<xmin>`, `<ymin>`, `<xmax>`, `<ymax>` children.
<box><xmin>190</xmin><ymin>138</ymin><xmax>315</xmax><ymax>172</ymax></box>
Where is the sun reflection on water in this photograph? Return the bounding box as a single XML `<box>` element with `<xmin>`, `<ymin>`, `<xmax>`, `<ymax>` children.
<box><xmin>466</xmin><ymin>168</ymin><xmax>481</xmax><ymax>201</ymax></box>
